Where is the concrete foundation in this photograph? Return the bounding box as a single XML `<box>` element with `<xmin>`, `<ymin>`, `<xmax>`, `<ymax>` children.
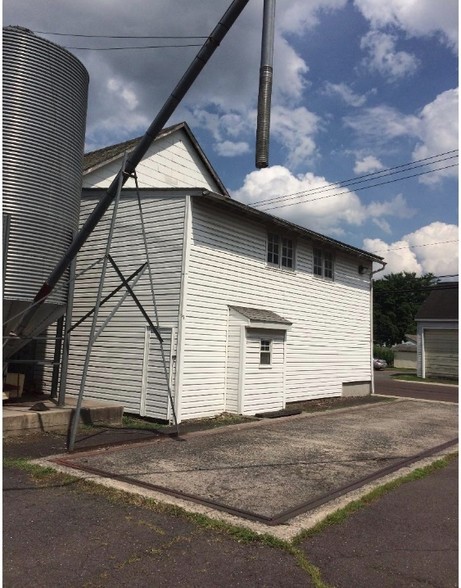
<box><xmin>3</xmin><ymin>397</ymin><xmax>124</xmax><ymax>437</ymax></box>
<box><xmin>342</xmin><ymin>381</ymin><xmax>371</xmax><ymax>397</ymax></box>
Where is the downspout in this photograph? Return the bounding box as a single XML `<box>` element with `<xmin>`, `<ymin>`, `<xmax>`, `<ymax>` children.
<box><xmin>370</xmin><ymin>260</ymin><xmax>386</xmax><ymax>394</ymax></box>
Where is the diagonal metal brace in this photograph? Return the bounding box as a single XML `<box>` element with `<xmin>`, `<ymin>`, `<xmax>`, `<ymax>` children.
<box><xmin>68</xmin><ymin>262</ymin><xmax>147</xmax><ymax>333</ymax></box>
<box><xmin>107</xmin><ymin>254</ymin><xmax>163</xmax><ymax>344</ymax></box>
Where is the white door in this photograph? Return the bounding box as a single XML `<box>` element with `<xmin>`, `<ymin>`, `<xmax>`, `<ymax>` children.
<box><xmin>242</xmin><ymin>329</ymin><xmax>286</xmax><ymax>415</ymax></box>
<box><xmin>141</xmin><ymin>326</ymin><xmax>175</xmax><ymax>420</ymax></box>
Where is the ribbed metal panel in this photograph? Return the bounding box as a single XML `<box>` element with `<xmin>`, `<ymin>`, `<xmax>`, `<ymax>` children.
<box><xmin>3</xmin><ymin>26</ymin><xmax>88</xmax><ymax>307</ymax></box>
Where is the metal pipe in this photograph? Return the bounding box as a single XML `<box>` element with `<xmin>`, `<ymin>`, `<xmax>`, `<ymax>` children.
<box><xmin>58</xmin><ymin>244</ymin><xmax>78</xmax><ymax>407</ymax></box>
<box><xmin>68</xmin><ymin>160</ymin><xmax>125</xmax><ymax>451</ymax></box>
<box><xmin>50</xmin><ymin>315</ymin><xmax>64</xmax><ymax>399</ymax></box>
<box><xmin>31</xmin><ymin>0</ymin><xmax>251</xmax><ymax>309</ymax></box>
<box><xmin>255</xmin><ymin>0</ymin><xmax>276</xmax><ymax>169</ymax></box>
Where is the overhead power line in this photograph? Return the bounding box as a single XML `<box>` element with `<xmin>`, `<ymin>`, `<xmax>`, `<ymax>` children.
<box><xmin>369</xmin><ymin>239</ymin><xmax>458</xmax><ymax>254</ymax></box>
<box><xmin>250</xmin><ymin>150</ymin><xmax>458</xmax><ymax>211</ymax></box>
<box><xmin>258</xmin><ymin>163</ymin><xmax>458</xmax><ymax>212</ymax></box>
<box><xmin>35</xmin><ymin>30</ymin><xmax>208</xmax><ymax>39</ymax></box>
<box><xmin>64</xmin><ymin>43</ymin><xmax>203</xmax><ymax>50</ymax></box>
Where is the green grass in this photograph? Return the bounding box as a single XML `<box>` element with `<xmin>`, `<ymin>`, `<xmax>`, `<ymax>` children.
<box><xmin>292</xmin><ymin>452</ymin><xmax>457</xmax><ymax>544</ymax></box>
<box><xmin>392</xmin><ymin>373</ymin><xmax>458</xmax><ymax>385</ymax></box>
<box><xmin>4</xmin><ymin>450</ymin><xmax>457</xmax><ymax>588</ymax></box>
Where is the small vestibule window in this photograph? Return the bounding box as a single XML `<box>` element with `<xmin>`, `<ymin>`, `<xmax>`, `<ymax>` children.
<box><xmin>260</xmin><ymin>339</ymin><xmax>272</xmax><ymax>365</ymax></box>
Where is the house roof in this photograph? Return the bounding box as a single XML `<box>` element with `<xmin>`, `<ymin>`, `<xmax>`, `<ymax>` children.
<box><xmin>84</xmin><ymin>184</ymin><xmax>384</xmax><ymax>264</ymax></box>
<box><xmin>198</xmin><ymin>190</ymin><xmax>384</xmax><ymax>263</ymax></box>
<box><xmin>415</xmin><ymin>283</ymin><xmax>459</xmax><ymax>321</ymax></box>
<box><xmin>230</xmin><ymin>306</ymin><xmax>292</xmax><ymax>325</ymax></box>
<box><xmin>83</xmin><ymin>122</ymin><xmax>229</xmax><ymax>196</ymax></box>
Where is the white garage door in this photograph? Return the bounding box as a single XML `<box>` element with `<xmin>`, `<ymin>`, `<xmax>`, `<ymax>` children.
<box><xmin>425</xmin><ymin>329</ymin><xmax>458</xmax><ymax>378</ymax></box>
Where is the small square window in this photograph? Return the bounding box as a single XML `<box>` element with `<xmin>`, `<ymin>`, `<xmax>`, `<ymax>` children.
<box><xmin>281</xmin><ymin>238</ymin><xmax>293</xmax><ymax>268</ymax></box>
<box><xmin>313</xmin><ymin>248</ymin><xmax>323</xmax><ymax>276</ymax></box>
<box><xmin>313</xmin><ymin>247</ymin><xmax>334</xmax><ymax>279</ymax></box>
<box><xmin>260</xmin><ymin>339</ymin><xmax>272</xmax><ymax>365</ymax></box>
<box><xmin>267</xmin><ymin>232</ymin><xmax>295</xmax><ymax>270</ymax></box>
<box><xmin>267</xmin><ymin>233</ymin><xmax>279</xmax><ymax>265</ymax></box>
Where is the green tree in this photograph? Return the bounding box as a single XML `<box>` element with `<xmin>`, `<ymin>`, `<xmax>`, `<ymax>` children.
<box><xmin>373</xmin><ymin>272</ymin><xmax>436</xmax><ymax>346</ymax></box>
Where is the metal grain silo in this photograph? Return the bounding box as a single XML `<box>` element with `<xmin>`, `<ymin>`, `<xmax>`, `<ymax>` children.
<box><xmin>3</xmin><ymin>26</ymin><xmax>89</xmax><ymax>358</ymax></box>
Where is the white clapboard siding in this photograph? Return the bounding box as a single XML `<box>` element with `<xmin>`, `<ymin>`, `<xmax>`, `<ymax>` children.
<box><xmin>65</xmin><ymin>191</ymin><xmax>186</xmax><ymax>412</ymax></box>
<box><xmin>142</xmin><ymin>327</ymin><xmax>174</xmax><ymax>420</ymax></box>
<box><xmin>225</xmin><ymin>310</ymin><xmax>243</xmax><ymax>413</ymax></box>
<box><xmin>178</xmin><ymin>197</ymin><xmax>372</xmax><ymax>419</ymax></box>
<box><xmin>84</xmin><ymin>128</ymin><xmax>220</xmax><ymax>193</ymax></box>
<box><xmin>243</xmin><ymin>330</ymin><xmax>285</xmax><ymax>414</ymax></box>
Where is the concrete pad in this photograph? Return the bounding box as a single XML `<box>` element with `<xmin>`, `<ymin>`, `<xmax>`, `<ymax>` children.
<box><xmin>51</xmin><ymin>399</ymin><xmax>457</xmax><ymax>528</ymax></box>
<box><xmin>3</xmin><ymin>397</ymin><xmax>123</xmax><ymax>437</ymax></box>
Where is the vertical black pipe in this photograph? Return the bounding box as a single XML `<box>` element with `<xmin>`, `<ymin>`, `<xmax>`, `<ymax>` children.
<box><xmin>255</xmin><ymin>0</ymin><xmax>276</xmax><ymax>169</ymax></box>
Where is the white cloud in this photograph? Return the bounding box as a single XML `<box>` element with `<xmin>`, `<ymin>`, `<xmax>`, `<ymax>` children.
<box><xmin>277</xmin><ymin>0</ymin><xmax>348</xmax><ymax>35</ymax></box>
<box><xmin>354</xmin><ymin>0</ymin><xmax>458</xmax><ymax>51</ymax></box>
<box><xmin>270</xmin><ymin>106</ymin><xmax>321</xmax><ymax>167</ymax></box>
<box><xmin>323</xmin><ymin>82</ymin><xmax>367</xmax><ymax>107</ymax></box>
<box><xmin>372</xmin><ymin>218</ymin><xmax>392</xmax><ymax>234</ymax></box>
<box><xmin>107</xmin><ymin>78</ymin><xmax>139</xmax><ymax>111</ymax></box>
<box><xmin>354</xmin><ymin>155</ymin><xmax>384</xmax><ymax>174</ymax></box>
<box><xmin>214</xmin><ymin>140</ymin><xmax>250</xmax><ymax>157</ymax></box>
<box><xmin>363</xmin><ymin>222</ymin><xmax>459</xmax><ymax>276</ymax></box>
<box><xmin>232</xmin><ymin>165</ymin><xmax>415</xmax><ymax>235</ymax></box>
<box><xmin>344</xmin><ymin>88</ymin><xmax>458</xmax><ymax>184</ymax></box>
<box><xmin>344</xmin><ymin>105</ymin><xmax>419</xmax><ymax>142</ymax></box>
<box><xmin>360</xmin><ymin>31</ymin><xmax>420</xmax><ymax>80</ymax></box>
<box><xmin>365</xmin><ymin>193</ymin><xmax>415</xmax><ymax>219</ymax></box>
<box><xmin>412</xmin><ymin>88</ymin><xmax>459</xmax><ymax>184</ymax></box>
<box><xmin>364</xmin><ymin>238</ymin><xmax>422</xmax><ymax>274</ymax></box>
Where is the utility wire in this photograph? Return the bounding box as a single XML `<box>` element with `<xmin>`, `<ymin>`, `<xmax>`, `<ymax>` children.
<box><xmin>253</xmin><ymin>151</ymin><xmax>458</xmax><ymax>208</ymax></box>
<box><xmin>64</xmin><ymin>43</ymin><xmax>203</xmax><ymax>50</ymax></box>
<box><xmin>258</xmin><ymin>163</ymin><xmax>458</xmax><ymax>212</ymax></box>
<box><xmin>369</xmin><ymin>239</ymin><xmax>458</xmax><ymax>253</ymax></box>
<box><xmin>35</xmin><ymin>31</ymin><xmax>208</xmax><ymax>39</ymax></box>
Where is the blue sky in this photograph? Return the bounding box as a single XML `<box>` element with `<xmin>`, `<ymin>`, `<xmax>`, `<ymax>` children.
<box><xmin>4</xmin><ymin>0</ymin><xmax>458</xmax><ymax>276</ymax></box>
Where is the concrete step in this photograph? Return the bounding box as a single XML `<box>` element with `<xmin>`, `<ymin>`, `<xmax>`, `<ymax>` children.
<box><xmin>3</xmin><ymin>397</ymin><xmax>124</xmax><ymax>437</ymax></box>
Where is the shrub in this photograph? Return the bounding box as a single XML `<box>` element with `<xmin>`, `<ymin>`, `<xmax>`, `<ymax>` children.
<box><xmin>373</xmin><ymin>345</ymin><xmax>394</xmax><ymax>366</ymax></box>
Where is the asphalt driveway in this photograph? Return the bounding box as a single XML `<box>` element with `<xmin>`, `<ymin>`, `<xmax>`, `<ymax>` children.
<box><xmin>50</xmin><ymin>398</ymin><xmax>457</xmax><ymax>531</ymax></box>
<box><xmin>375</xmin><ymin>369</ymin><xmax>458</xmax><ymax>402</ymax></box>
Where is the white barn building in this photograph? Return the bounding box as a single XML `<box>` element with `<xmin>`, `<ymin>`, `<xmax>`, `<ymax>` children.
<box><xmin>62</xmin><ymin>122</ymin><xmax>384</xmax><ymax>422</ymax></box>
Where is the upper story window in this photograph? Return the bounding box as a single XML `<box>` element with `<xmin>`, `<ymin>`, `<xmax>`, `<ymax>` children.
<box><xmin>267</xmin><ymin>232</ymin><xmax>294</xmax><ymax>269</ymax></box>
<box><xmin>313</xmin><ymin>247</ymin><xmax>334</xmax><ymax>279</ymax></box>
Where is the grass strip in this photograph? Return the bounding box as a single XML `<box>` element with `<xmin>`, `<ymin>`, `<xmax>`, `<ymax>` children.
<box><xmin>293</xmin><ymin>452</ymin><xmax>457</xmax><ymax>544</ymax></box>
<box><xmin>5</xmin><ymin>451</ymin><xmax>456</xmax><ymax>588</ymax></box>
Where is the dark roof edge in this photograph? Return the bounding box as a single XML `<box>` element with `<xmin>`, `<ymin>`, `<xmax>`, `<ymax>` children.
<box><xmin>83</xmin><ymin>122</ymin><xmax>229</xmax><ymax>197</ymax></box>
<box><xmin>196</xmin><ymin>190</ymin><xmax>384</xmax><ymax>262</ymax></box>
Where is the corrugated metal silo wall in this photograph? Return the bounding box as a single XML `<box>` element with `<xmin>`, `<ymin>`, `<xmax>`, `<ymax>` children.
<box><xmin>3</xmin><ymin>26</ymin><xmax>89</xmax><ymax>307</ymax></box>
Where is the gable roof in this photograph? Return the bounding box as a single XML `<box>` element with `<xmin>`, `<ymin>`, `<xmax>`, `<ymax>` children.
<box><xmin>415</xmin><ymin>283</ymin><xmax>459</xmax><ymax>321</ymax></box>
<box><xmin>83</xmin><ymin>122</ymin><xmax>229</xmax><ymax>196</ymax></box>
<box><xmin>230</xmin><ymin>305</ymin><xmax>292</xmax><ymax>325</ymax></box>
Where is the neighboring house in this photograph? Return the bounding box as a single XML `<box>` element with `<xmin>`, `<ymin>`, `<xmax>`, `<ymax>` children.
<box><xmin>415</xmin><ymin>283</ymin><xmax>458</xmax><ymax>379</ymax></box>
<box><xmin>49</xmin><ymin>122</ymin><xmax>383</xmax><ymax>422</ymax></box>
<box><xmin>393</xmin><ymin>334</ymin><xmax>417</xmax><ymax>369</ymax></box>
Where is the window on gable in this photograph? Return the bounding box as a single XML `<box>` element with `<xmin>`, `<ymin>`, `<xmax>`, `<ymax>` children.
<box><xmin>313</xmin><ymin>247</ymin><xmax>334</xmax><ymax>280</ymax></box>
<box><xmin>267</xmin><ymin>232</ymin><xmax>294</xmax><ymax>269</ymax></box>
<box><xmin>260</xmin><ymin>339</ymin><xmax>272</xmax><ymax>365</ymax></box>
